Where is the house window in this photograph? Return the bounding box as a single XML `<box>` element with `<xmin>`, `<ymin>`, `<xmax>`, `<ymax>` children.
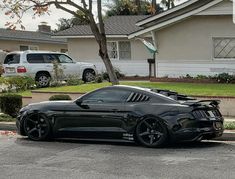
<box><xmin>119</xmin><ymin>41</ymin><xmax>131</xmax><ymax>60</ymax></box>
<box><xmin>107</xmin><ymin>42</ymin><xmax>118</xmax><ymax>59</ymax></box>
<box><xmin>19</xmin><ymin>45</ymin><xmax>39</xmax><ymax>51</ymax></box>
<box><xmin>107</xmin><ymin>41</ymin><xmax>131</xmax><ymax>60</ymax></box>
<box><xmin>213</xmin><ymin>38</ymin><xmax>235</xmax><ymax>59</ymax></box>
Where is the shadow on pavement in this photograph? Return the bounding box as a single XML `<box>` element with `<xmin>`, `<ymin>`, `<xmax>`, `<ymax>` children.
<box><xmin>15</xmin><ymin>137</ymin><xmax>229</xmax><ymax>149</ymax></box>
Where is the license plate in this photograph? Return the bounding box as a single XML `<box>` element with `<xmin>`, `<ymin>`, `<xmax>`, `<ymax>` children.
<box><xmin>5</xmin><ymin>68</ymin><xmax>15</xmax><ymax>73</ymax></box>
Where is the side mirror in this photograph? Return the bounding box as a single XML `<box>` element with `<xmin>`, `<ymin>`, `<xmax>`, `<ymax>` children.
<box><xmin>76</xmin><ymin>99</ymin><xmax>89</xmax><ymax>109</ymax></box>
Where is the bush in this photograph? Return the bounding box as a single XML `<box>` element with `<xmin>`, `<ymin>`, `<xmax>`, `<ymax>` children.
<box><xmin>0</xmin><ymin>94</ymin><xmax>22</xmax><ymax>117</ymax></box>
<box><xmin>95</xmin><ymin>74</ymin><xmax>103</xmax><ymax>83</ymax></box>
<box><xmin>49</xmin><ymin>94</ymin><xmax>72</xmax><ymax>101</ymax></box>
<box><xmin>0</xmin><ymin>76</ymin><xmax>35</xmax><ymax>92</ymax></box>
<box><xmin>216</xmin><ymin>73</ymin><xmax>235</xmax><ymax>83</ymax></box>
<box><xmin>101</xmin><ymin>67</ymin><xmax>125</xmax><ymax>81</ymax></box>
<box><xmin>66</xmin><ymin>75</ymin><xmax>83</xmax><ymax>86</ymax></box>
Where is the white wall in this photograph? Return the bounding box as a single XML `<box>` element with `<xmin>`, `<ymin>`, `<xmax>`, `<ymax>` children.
<box><xmin>156</xmin><ymin>61</ymin><xmax>235</xmax><ymax>77</ymax></box>
<box><xmin>154</xmin><ymin>13</ymin><xmax>235</xmax><ymax>77</ymax></box>
<box><xmin>68</xmin><ymin>38</ymin><xmax>152</xmax><ymax>76</ymax></box>
<box><xmin>91</xmin><ymin>60</ymin><xmax>149</xmax><ymax>76</ymax></box>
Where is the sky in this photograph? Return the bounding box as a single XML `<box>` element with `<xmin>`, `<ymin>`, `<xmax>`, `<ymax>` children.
<box><xmin>0</xmin><ymin>0</ymin><xmax>188</xmax><ymax>31</ymax></box>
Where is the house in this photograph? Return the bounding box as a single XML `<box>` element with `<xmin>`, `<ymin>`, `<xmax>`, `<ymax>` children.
<box><xmin>54</xmin><ymin>0</ymin><xmax>235</xmax><ymax>78</ymax></box>
<box><xmin>129</xmin><ymin>0</ymin><xmax>235</xmax><ymax>77</ymax></box>
<box><xmin>0</xmin><ymin>24</ymin><xmax>68</xmax><ymax>63</ymax></box>
<box><xmin>54</xmin><ymin>16</ymin><xmax>153</xmax><ymax>76</ymax></box>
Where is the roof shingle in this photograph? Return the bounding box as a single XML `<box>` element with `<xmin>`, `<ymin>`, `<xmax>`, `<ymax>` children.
<box><xmin>0</xmin><ymin>29</ymin><xmax>67</xmax><ymax>44</ymax></box>
<box><xmin>55</xmin><ymin>15</ymin><xmax>149</xmax><ymax>37</ymax></box>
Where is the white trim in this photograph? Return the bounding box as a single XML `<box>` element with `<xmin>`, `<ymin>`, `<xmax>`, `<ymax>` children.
<box><xmin>136</xmin><ymin>0</ymin><xmax>199</xmax><ymax>26</ymax></box>
<box><xmin>128</xmin><ymin>0</ymin><xmax>223</xmax><ymax>39</ymax></box>
<box><xmin>213</xmin><ymin>58</ymin><xmax>235</xmax><ymax>61</ymax></box>
<box><xmin>196</xmin><ymin>11</ymin><xmax>232</xmax><ymax>15</ymax></box>
<box><xmin>52</xmin><ymin>35</ymin><xmax>128</xmax><ymax>39</ymax></box>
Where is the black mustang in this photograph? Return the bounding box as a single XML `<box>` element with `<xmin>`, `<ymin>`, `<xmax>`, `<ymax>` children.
<box><xmin>16</xmin><ymin>85</ymin><xmax>224</xmax><ymax>147</ymax></box>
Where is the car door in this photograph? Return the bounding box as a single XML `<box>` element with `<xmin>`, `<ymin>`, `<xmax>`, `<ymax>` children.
<box><xmin>25</xmin><ymin>53</ymin><xmax>55</xmax><ymax>77</ymax></box>
<box><xmin>59</xmin><ymin>89</ymin><xmax>131</xmax><ymax>137</ymax></box>
<box><xmin>56</xmin><ymin>54</ymin><xmax>80</xmax><ymax>78</ymax></box>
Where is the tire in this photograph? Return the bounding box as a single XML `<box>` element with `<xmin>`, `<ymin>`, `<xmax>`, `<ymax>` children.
<box><xmin>36</xmin><ymin>73</ymin><xmax>50</xmax><ymax>88</ymax></box>
<box><xmin>83</xmin><ymin>69</ymin><xmax>95</xmax><ymax>82</ymax></box>
<box><xmin>24</xmin><ymin>113</ymin><xmax>51</xmax><ymax>141</ymax></box>
<box><xmin>135</xmin><ymin>117</ymin><xmax>168</xmax><ymax>148</ymax></box>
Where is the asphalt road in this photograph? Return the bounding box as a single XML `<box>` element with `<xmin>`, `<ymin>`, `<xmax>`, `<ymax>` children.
<box><xmin>0</xmin><ymin>135</ymin><xmax>234</xmax><ymax>179</ymax></box>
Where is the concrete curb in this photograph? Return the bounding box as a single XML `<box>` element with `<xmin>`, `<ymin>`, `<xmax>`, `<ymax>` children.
<box><xmin>0</xmin><ymin>122</ymin><xmax>16</xmax><ymax>131</ymax></box>
<box><xmin>214</xmin><ymin>130</ymin><xmax>235</xmax><ymax>141</ymax></box>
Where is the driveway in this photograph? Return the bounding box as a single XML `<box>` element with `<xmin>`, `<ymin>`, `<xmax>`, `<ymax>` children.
<box><xmin>0</xmin><ymin>135</ymin><xmax>235</xmax><ymax>179</ymax></box>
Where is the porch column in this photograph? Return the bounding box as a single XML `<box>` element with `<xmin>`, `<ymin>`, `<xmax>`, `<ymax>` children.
<box><xmin>151</xmin><ymin>31</ymin><xmax>157</xmax><ymax>78</ymax></box>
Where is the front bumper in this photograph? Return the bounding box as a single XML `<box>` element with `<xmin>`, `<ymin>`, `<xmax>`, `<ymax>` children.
<box><xmin>16</xmin><ymin>113</ymin><xmax>27</xmax><ymax>136</ymax></box>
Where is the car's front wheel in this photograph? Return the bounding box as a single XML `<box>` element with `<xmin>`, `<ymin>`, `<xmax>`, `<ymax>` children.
<box><xmin>24</xmin><ymin>113</ymin><xmax>51</xmax><ymax>141</ymax></box>
<box><xmin>135</xmin><ymin>117</ymin><xmax>168</xmax><ymax>148</ymax></box>
<box><xmin>83</xmin><ymin>69</ymin><xmax>95</xmax><ymax>82</ymax></box>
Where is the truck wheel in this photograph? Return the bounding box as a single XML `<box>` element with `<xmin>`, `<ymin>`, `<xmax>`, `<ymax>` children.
<box><xmin>36</xmin><ymin>73</ymin><xmax>50</xmax><ymax>87</ymax></box>
<box><xmin>83</xmin><ymin>69</ymin><xmax>95</xmax><ymax>82</ymax></box>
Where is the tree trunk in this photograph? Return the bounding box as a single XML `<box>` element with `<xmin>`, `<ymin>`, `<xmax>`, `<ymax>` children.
<box><xmin>135</xmin><ymin>0</ymin><xmax>141</xmax><ymax>14</ymax></box>
<box><xmin>152</xmin><ymin>0</ymin><xmax>157</xmax><ymax>14</ymax></box>
<box><xmin>98</xmin><ymin>35</ymin><xmax>119</xmax><ymax>85</ymax></box>
<box><xmin>96</xmin><ymin>0</ymin><xmax>119</xmax><ymax>85</ymax></box>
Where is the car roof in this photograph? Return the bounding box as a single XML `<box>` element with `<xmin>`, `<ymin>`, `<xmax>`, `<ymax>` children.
<box><xmin>103</xmin><ymin>85</ymin><xmax>179</xmax><ymax>102</ymax></box>
<box><xmin>7</xmin><ymin>50</ymin><xmax>64</xmax><ymax>55</ymax></box>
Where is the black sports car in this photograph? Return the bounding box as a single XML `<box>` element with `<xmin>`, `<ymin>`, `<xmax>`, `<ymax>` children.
<box><xmin>16</xmin><ymin>85</ymin><xmax>224</xmax><ymax>147</ymax></box>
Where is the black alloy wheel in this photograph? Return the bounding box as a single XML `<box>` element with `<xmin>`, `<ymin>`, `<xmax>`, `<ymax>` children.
<box><xmin>24</xmin><ymin>113</ymin><xmax>51</xmax><ymax>141</ymax></box>
<box><xmin>135</xmin><ymin>118</ymin><xmax>168</xmax><ymax>148</ymax></box>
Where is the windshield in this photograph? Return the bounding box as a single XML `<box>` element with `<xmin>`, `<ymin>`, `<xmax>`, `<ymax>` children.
<box><xmin>4</xmin><ymin>54</ymin><xmax>20</xmax><ymax>64</ymax></box>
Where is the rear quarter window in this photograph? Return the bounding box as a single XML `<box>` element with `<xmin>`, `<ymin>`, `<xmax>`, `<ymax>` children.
<box><xmin>4</xmin><ymin>54</ymin><xmax>20</xmax><ymax>64</ymax></box>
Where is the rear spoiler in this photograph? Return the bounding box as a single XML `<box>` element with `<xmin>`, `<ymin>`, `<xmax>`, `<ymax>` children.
<box><xmin>184</xmin><ymin>100</ymin><xmax>221</xmax><ymax>107</ymax></box>
<box><xmin>151</xmin><ymin>88</ymin><xmax>195</xmax><ymax>101</ymax></box>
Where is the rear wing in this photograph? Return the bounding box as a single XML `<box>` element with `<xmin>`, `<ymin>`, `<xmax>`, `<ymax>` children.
<box><xmin>191</xmin><ymin>100</ymin><xmax>220</xmax><ymax>106</ymax></box>
<box><xmin>151</xmin><ymin>88</ymin><xmax>195</xmax><ymax>101</ymax></box>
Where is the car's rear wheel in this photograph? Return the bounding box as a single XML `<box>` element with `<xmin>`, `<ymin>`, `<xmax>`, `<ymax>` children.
<box><xmin>83</xmin><ymin>69</ymin><xmax>95</xmax><ymax>82</ymax></box>
<box><xmin>36</xmin><ymin>73</ymin><xmax>50</xmax><ymax>87</ymax></box>
<box><xmin>24</xmin><ymin>113</ymin><xmax>51</xmax><ymax>141</ymax></box>
<box><xmin>135</xmin><ymin>117</ymin><xmax>168</xmax><ymax>148</ymax></box>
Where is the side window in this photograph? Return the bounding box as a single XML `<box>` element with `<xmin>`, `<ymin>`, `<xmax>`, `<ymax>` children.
<box><xmin>4</xmin><ymin>54</ymin><xmax>20</xmax><ymax>64</ymax></box>
<box><xmin>44</xmin><ymin>54</ymin><xmax>58</xmax><ymax>63</ymax></box>
<box><xmin>57</xmin><ymin>54</ymin><xmax>73</xmax><ymax>63</ymax></box>
<box><xmin>84</xmin><ymin>89</ymin><xmax>131</xmax><ymax>103</ymax></box>
<box><xmin>27</xmin><ymin>54</ymin><xmax>45</xmax><ymax>63</ymax></box>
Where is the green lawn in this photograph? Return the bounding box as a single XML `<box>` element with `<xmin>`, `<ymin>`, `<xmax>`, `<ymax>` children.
<box><xmin>19</xmin><ymin>81</ymin><xmax>235</xmax><ymax>97</ymax></box>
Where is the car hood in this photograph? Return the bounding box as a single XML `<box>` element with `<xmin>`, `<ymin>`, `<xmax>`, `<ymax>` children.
<box><xmin>75</xmin><ymin>62</ymin><xmax>94</xmax><ymax>67</ymax></box>
<box><xmin>20</xmin><ymin>100</ymin><xmax>76</xmax><ymax>112</ymax></box>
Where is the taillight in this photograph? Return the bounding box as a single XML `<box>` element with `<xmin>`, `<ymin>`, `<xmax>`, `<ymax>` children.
<box><xmin>17</xmin><ymin>66</ymin><xmax>27</xmax><ymax>73</ymax></box>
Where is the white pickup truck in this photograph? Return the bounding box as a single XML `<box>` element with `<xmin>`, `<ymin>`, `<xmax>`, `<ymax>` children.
<box><xmin>2</xmin><ymin>50</ymin><xmax>97</xmax><ymax>87</ymax></box>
